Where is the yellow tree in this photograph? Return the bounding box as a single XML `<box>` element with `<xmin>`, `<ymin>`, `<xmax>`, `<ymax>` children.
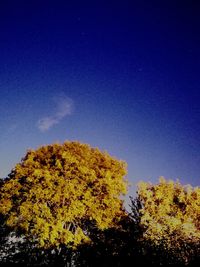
<box><xmin>138</xmin><ymin>177</ymin><xmax>200</xmax><ymax>264</ymax></box>
<box><xmin>0</xmin><ymin>141</ymin><xmax>127</xmax><ymax>249</ymax></box>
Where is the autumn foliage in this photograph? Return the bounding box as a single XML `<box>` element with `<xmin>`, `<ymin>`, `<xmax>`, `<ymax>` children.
<box><xmin>0</xmin><ymin>141</ymin><xmax>200</xmax><ymax>266</ymax></box>
<box><xmin>138</xmin><ymin>177</ymin><xmax>200</xmax><ymax>264</ymax></box>
<box><xmin>0</xmin><ymin>141</ymin><xmax>127</xmax><ymax>249</ymax></box>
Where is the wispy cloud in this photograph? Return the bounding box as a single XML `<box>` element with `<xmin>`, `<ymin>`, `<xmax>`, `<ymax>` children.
<box><xmin>37</xmin><ymin>96</ymin><xmax>74</xmax><ymax>132</ymax></box>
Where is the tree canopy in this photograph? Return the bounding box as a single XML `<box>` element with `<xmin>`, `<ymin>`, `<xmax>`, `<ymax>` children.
<box><xmin>0</xmin><ymin>141</ymin><xmax>127</xmax><ymax>249</ymax></box>
<box><xmin>1</xmin><ymin>141</ymin><xmax>200</xmax><ymax>266</ymax></box>
<box><xmin>138</xmin><ymin>177</ymin><xmax>200</xmax><ymax>264</ymax></box>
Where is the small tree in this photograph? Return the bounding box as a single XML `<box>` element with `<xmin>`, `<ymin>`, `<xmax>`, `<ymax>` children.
<box><xmin>0</xmin><ymin>141</ymin><xmax>127</xmax><ymax>251</ymax></box>
<box><xmin>137</xmin><ymin>177</ymin><xmax>200</xmax><ymax>265</ymax></box>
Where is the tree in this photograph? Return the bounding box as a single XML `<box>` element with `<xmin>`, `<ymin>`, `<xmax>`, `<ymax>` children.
<box><xmin>0</xmin><ymin>141</ymin><xmax>127</xmax><ymax>251</ymax></box>
<box><xmin>137</xmin><ymin>177</ymin><xmax>200</xmax><ymax>265</ymax></box>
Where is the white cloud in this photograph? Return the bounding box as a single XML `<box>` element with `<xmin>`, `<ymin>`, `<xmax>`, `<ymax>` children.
<box><xmin>37</xmin><ymin>96</ymin><xmax>74</xmax><ymax>132</ymax></box>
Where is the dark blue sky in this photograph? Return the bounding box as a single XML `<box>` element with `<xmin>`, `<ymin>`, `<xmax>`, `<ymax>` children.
<box><xmin>0</xmin><ymin>1</ymin><xmax>200</xmax><ymax>200</ymax></box>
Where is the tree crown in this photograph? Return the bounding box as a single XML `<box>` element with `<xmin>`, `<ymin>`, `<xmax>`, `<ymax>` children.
<box><xmin>0</xmin><ymin>141</ymin><xmax>127</xmax><ymax>248</ymax></box>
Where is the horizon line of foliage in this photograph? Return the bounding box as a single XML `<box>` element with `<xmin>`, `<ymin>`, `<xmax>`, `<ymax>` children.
<box><xmin>0</xmin><ymin>140</ymin><xmax>200</xmax><ymax>266</ymax></box>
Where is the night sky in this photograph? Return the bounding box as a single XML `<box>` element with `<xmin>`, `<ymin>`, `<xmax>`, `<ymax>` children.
<box><xmin>0</xmin><ymin>1</ymin><xmax>200</xmax><ymax>202</ymax></box>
